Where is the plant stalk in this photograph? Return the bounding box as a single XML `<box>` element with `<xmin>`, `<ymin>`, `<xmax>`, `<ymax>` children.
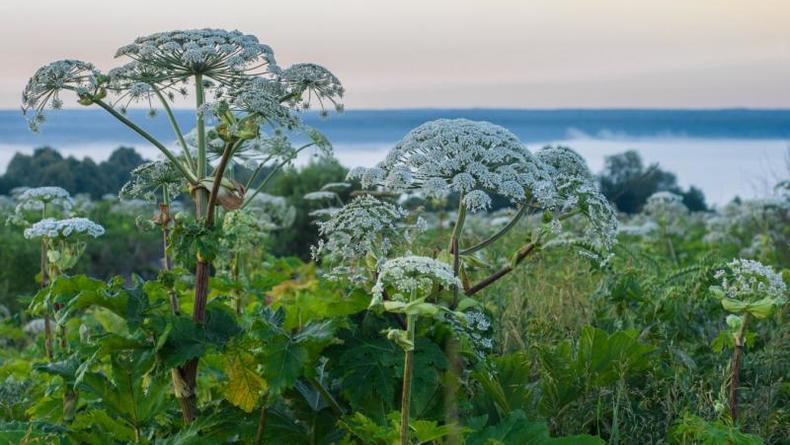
<box><xmin>729</xmin><ymin>313</ymin><xmax>750</xmax><ymax>422</ymax></box>
<box><xmin>400</xmin><ymin>314</ymin><xmax>416</xmax><ymax>445</ymax></box>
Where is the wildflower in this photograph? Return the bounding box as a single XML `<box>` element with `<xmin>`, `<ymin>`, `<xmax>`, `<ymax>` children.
<box><xmin>712</xmin><ymin>258</ymin><xmax>787</xmax><ymax>318</ymax></box>
<box><xmin>312</xmin><ymin>195</ymin><xmax>409</xmax><ymax>270</ymax></box>
<box><xmin>24</xmin><ymin>217</ymin><xmax>105</xmax><ymax>239</ymax></box>
<box><xmin>21</xmin><ymin>60</ymin><xmax>103</xmax><ymax>131</ymax></box>
<box><xmin>120</xmin><ymin>160</ymin><xmax>185</xmax><ymax>202</ymax></box>
<box><xmin>115</xmin><ymin>29</ymin><xmax>277</xmax><ymax>81</ymax></box>
<box><xmin>13</xmin><ymin>186</ymin><xmax>73</xmax><ymax>215</ymax></box>
<box><xmin>370</xmin><ymin>256</ymin><xmax>461</xmax><ymax>306</ymax></box>
<box><xmin>281</xmin><ymin>63</ymin><xmax>345</xmax><ymax>112</ymax></box>
<box><xmin>536</xmin><ymin>145</ymin><xmax>618</xmax><ymax>249</ymax></box>
<box><xmin>349</xmin><ymin>119</ymin><xmax>553</xmax><ymax>212</ymax></box>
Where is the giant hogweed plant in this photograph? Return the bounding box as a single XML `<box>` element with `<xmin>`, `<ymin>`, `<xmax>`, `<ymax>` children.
<box><xmin>709</xmin><ymin>259</ymin><xmax>787</xmax><ymax>423</ymax></box>
<box><xmin>315</xmin><ymin>119</ymin><xmax>617</xmax><ymax>444</ymax></box>
<box><xmin>23</xmin><ymin>28</ymin><xmax>343</xmax><ymax>421</ymax></box>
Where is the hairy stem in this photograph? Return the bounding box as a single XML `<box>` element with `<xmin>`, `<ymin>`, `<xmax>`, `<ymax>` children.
<box><xmin>400</xmin><ymin>314</ymin><xmax>416</xmax><ymax>445</ymax></box>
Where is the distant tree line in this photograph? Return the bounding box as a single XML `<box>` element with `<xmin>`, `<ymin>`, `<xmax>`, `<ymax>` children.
<box><xmin>598</xmin><ymin>150</ymin><xmax>707</xmax><ymax>213</ymax></box>
<box><xmin>0</xmin><ymin>146</ymin><xmax>145</xmax><ymax>198</ymax></box>
<box><xmin>0</xmin><ymin>145</ymin><xmax>707</xmax><ymax>215</ymax></box>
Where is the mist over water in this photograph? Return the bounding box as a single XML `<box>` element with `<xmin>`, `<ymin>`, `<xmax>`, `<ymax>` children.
<box><xmin>1</xmin><ymin>109</ymin><xmax>788</xmax><ymax>205</ymax></box>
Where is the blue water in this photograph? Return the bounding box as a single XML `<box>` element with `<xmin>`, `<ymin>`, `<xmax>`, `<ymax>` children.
<box><xmin>2</xmin><ymin>109</ymin><xmax>789</xmax><ymax>145</ymax></box>
<box><xmin>1</xmin><ymin>109</ymin><xmax>788</xmax><ymax>204</ymax></box>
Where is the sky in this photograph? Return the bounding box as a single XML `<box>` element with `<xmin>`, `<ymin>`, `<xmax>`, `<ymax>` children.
<box><xmin>1</xmin><ymin>0</ymin><xmax>789</xmax><ymax>109</ymax></box>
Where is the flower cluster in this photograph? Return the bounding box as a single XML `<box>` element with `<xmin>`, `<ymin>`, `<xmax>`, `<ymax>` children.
<box><xmin>21</xmin><ymin>60</ymin><xmax>103</xmax><ymax>131</ymax></box>
<box><xmin>120</xmin><ymin>160</ymin><xmax>185</xmax><ymax>202</ymax></box>
<box><xmin>246</xmin><ymin>193</ymin><xmax>296</xmax><ymax>230</ymax></box>
<box><xmin>226</xmin><ymin>77</ymin><xmax>297</xmax><ymax>127</ymax></box>
<box><xmin>23</xmin><ymin>217</ymin><xmax>105</xmax><ymax>240</ymax></box>
<box><xmin>348</xmin><ymin>119</ymin><xmax>553</xmax><ymax>212</ymax></box>
<box><xmin>370</xmin><ymin>256</ymin><xmax>461</xmax><ymax>306</ymax></box>
<box><xmin>713</xmin><ymin>259</ymin><xmax>786</xmax><ymax>302</ymax></box>
<box><xmin>312</xmin><ymin>195</ymin><xmax>409</xmax><ymax>271</ymax></box>
<box><xmin>712</xmin><ymin>258</ymin><xmax>787</xmax><ymax>321</ymax></box>
<box><xmin>281</xmin><ymin>63</ymin><xmax>345</xmax><ymax>114</ymax></box>
<box><xmin>643</xmin><ymin>191</ymin><xmax>687</xmax><ymax>224</ymax></box>
<box><xmin>445</xmin><ymin>310</ymin><xmax>495</xmax><ymax>361</ymax></box>
<box><xmin>535</xmin><ymin>145</ymin><xmax>618</xmax><ymax>249</ymax></box>
<box><xmin>13</xmin><ymin>186</ymin><xmax>73</xmax><ymax>215</ymax></box>
<box><xmin>115</xmin><ymin>29</ymin><xmax>277</xmax><ymax>80</ymax></box>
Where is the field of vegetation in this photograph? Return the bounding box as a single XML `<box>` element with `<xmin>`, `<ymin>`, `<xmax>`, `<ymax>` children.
<box><xmin>0</xmin><ymin>28</ymin><xmax>787</xmax><ymax>445</ymax></box>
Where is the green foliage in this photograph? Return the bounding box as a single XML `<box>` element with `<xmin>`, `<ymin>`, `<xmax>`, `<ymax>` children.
<box><xmin>465</xmin><ymin>410</ymin><xmax>604</xmax><ymax>445</ymax></box>
<box><xmin>670</xmin><ymin>413</ymin><xmax>765</xmax><ymax>445</ymax></box>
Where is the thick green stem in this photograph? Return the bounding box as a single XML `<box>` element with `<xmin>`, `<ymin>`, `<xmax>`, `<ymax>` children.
<box><xmin>460</xmin><ymin>205</ymin><xmax>526</xmax><ymax>255</ymax></box>
<box><xmin>194</xmin><ymin>74</ymin><xmax>208</xmax><ymax>217</ymax></box>
<box><xmin>400</xmin><ymin>314</ymin><xmax>416</xmax><ymax>445</ymax></box>
<box><xmin>154</xmin><ymin>87</ymin><xmax>195</xmax><ymax>171</ymax></box>
<box><xmin>93</xmin><ymin>99</ymin><xmax>196</xmax><ymax>184</ymax></box>
<box><xmin>241</xmin><ymin>143</ymin><xmax>314</xmax><ymax>209</ymax></box>
<box><xmin>729</xmin><ymin>313</ymin><xmax>750</xmax><ymax>422</ymax></box>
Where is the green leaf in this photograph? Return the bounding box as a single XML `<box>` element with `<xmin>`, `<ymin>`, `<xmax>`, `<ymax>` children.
<box><xmin>224</xmin><ymin>351</ymin><xmax>265</xmax><ymax>412</ymax></box>
<box><xmin>71</xmin><ymin>409</ymin><xmax>136</xmax><ymax>444</ymax></box>
<box><xmin>465</xmin><ymin>410</ymin><xmax>604</xmax><ymax>445</ymax></box>
<box><xmin>263</xmin><ymin>335</ymin><xmax>308</xmax><ymax>395</ymax></box>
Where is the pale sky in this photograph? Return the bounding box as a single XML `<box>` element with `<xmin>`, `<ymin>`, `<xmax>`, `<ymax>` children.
<box><xmin>1</xmin><ymin>0</ymin><xmax>789</xmax><ymax>109</ymax></box>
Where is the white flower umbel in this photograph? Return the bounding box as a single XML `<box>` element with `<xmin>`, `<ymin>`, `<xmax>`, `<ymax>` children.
<box><xmin>536</xmin><ymin>145</ymin><xmax>618</xmax><ymax>249</ymax></box>
<box><xmin>644</xmin><ymin>191</ymin><xmax>687</xmax><ymax>219</ymax></box>
<box><xmin>115</xmin><ymin>29</ymin><xmax>278</xmax><ymax>81</ymax></box>
<box><xmin>714</xmin><ymin>259</ymin><xmax>786</xmax><ymax>302</ymax></box>
<box><xmin>24</xmin><ymin>217</ymin><xmax>105</xmax><ymax>240</ymax></box>
<box><xmin>713</xmin><ymin>258</ymin><xmax>787</xmax><ymax>318</ymax></box>
<box><xmin>370</xmin><ymin>256</ymin><xmax>461</xmax><ymax>307</ymax></box>
<box><xmin>21</xmin><ymin>60</ymin><xmax>103</xmax><ymax>131</ymax></box>
<box><xmin>120</xmin><ymin>160</ymin><xmax>185</xmax><ymax>202</ymax></box>
<box><xmin>14</xmin><ymin>186</ymin><xmax>73</xmax><ymax>215</ymax></box>
<box><xmin>348</xmin><ymin>119</ymin><xmax>554</xmax><ymax>212</ymax></box>
<box><xmin>312</xmin><ymin>195</ymin><xmax>408</xmax><ymax>271</ymax></box>
<box><xmin>280</xmin><ymin>63</ymin><xmax>345</xmax><ymax>115</ymax></box>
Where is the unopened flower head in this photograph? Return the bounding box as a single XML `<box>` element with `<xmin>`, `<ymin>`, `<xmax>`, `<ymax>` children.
<box><xmin>349</xmin><ymin>119</ymin><xmax>554</xmax><ymax>212</ymax></box>
<box><xmin>371</xmin><ymin>256</ymin><xmax>461</xmax><ymax>305</ymax></box>
<box><xmin>22</xmin><ymin>60</ymin><xmax>103</xmax><ymax>131</ymax></box>
<box><xmin>313</xmin><ymin>195</ymin><xmax>408</xmax><ymax>268</ymax></box>
<box><xmin>24</xmin><ymin>217</ymin><xmax>105</xmax><ymax>239</ymax></box>
<box><xmin>120</xmin><ymin>160</ymin><xmax>185</xmax><ymax>202</ymax></box>
<box><xmin>115</xmin><ymin>29</ymin><xmax>277</xmax><ymax>81</ymax></box>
